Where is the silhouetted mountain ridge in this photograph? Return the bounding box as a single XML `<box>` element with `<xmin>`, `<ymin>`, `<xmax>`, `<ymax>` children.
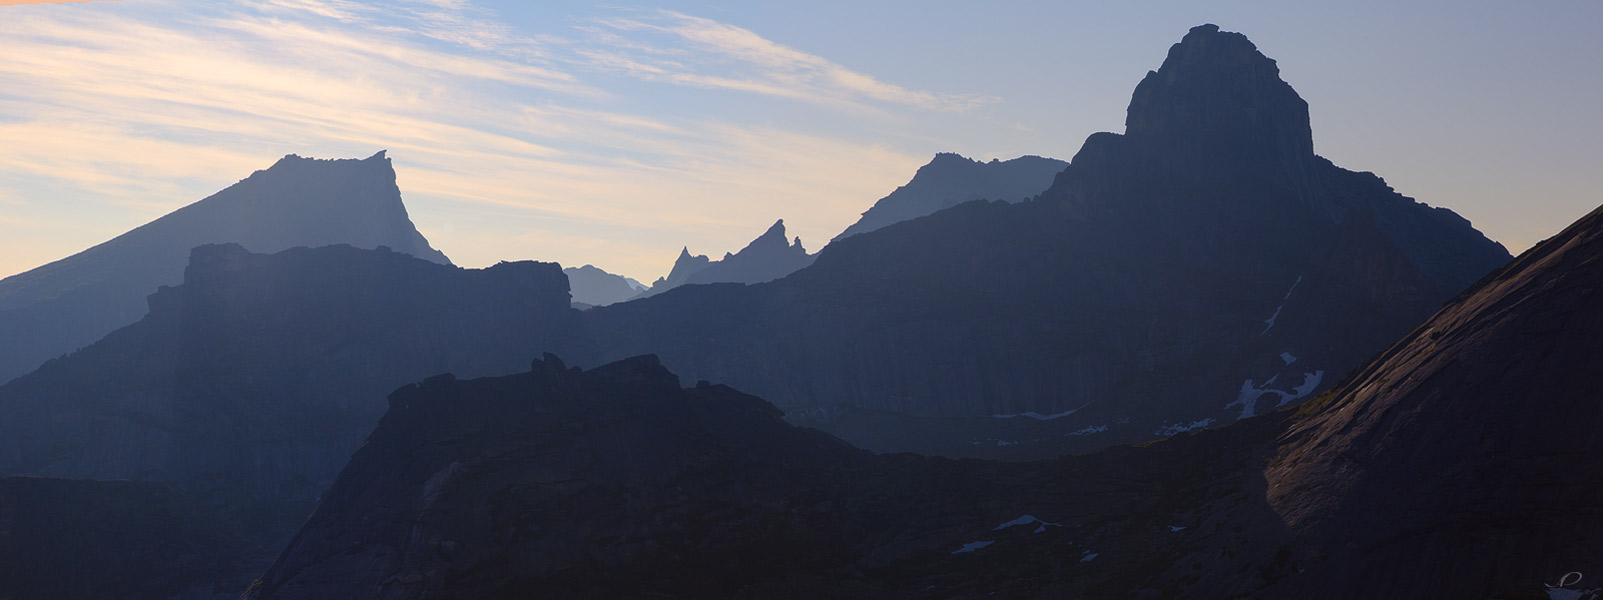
<box><xmin>636</xmin><ymin>219</ymin><xmax>814</xmax><ymax>298</ymax></box>
<box><xmin>0</xmin><ymin>243</ymin><xmax>585</xmax><ymax>502</ymax></box>
<box><xmin>0</xmin><ymin>151</ymin><xmax>449</xmax><ymax>384</ymax></box>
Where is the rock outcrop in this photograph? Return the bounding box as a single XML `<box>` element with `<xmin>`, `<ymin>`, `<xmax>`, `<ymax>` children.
<box><xmin>0</xmin><ymin>151</ymin><xmax>449</xmax><ymax>384</ymax></box>
<box><xmin>0</xmin><ymin>243</ymin><xmax>585</xmax><ymax>502</ymax></box>
<box><xmin>833</xmin><ymin>153</ymin><xmax>1067</xmax><ymax>242</ymax></box>
<box><xmin>584</xmin><ymin>25</ymin><xmax>1511</xmax><ymax>458</ymax></box>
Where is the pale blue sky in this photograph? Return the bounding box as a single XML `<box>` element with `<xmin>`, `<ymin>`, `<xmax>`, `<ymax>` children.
<box><xmin>1</xmin><ymin>0</ymin><xmax>1598</xmax><ymax>281</ymax></box>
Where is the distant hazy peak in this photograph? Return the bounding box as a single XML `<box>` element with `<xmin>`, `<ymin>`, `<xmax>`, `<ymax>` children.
<box><xmin>833</xmin><ymin>152</ymin><xmax>1067</xmax><ymax>242</ymax></box>
<box><xmin>564</xmin><ymin>263</ymin><xmax>648</xmax><ymax>307</ymax></box>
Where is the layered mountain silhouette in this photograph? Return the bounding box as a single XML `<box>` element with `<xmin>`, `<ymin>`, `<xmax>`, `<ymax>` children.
<box><xmin>833</xmin><ymin>153</ymin><xmax>1067</xmax><ymax>242</ymax></box>
<box><xmin>252</xmin><ymin>197</ymin><xmax>1603</xmax><ymax>598</ymax></box>
<box><xmin>0</xmin><ymin>243</ymin><xmax>585</xmax><ymax>502</ymax></box>
<box><xmin>0</xmin><ymin>151</ymin><xmax>449</xmax><ymax>385</ymax></box>
<box><xmin>635</xmin><ymin>219</ymin><xmax>814</xmax><ymax>298</ymax></box>
<box><xmin>586</xmin><ymin>24</ymin><xmax>1510</xmax><ymax>457</ymax></box>
<box><xmin>563</xmin><ymin>264</ymin><xmax>646</xmax><ymax>308</ymax></box>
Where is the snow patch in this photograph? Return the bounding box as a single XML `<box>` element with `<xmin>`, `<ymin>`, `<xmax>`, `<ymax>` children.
<box><xmin>993</xmin><ymin>408</ymin><xmax>1079</xmax><ymax>421</ymax></box>
<box><xmin>1068</xmin><ymin>425</ymin><xmax>1108</xmax><ymax>437</ymax></box>
<box><xmin>1170</xmin><ymin>526</ymin><xmax>1187</xmax><ymax>532</ymax></box>
<box><xmin>1080</xmin><ymin>553</ymin><xmax>1099</xmax><ymax>563</ymax></box>
<box><xmin>1225</xmin><ymin>371</ymin><xmax>1325</xmax><ymax>419</ymax></box>
<box><xmin>1154</xmin><ymin>419</ymin><xmax>1213</xmax><ymax>437</ymax></box>
<box><xmin>1282</xmin><ymin>371</ymin><xmax>1325</xmax><ymax>407</ymax></box>
<box><xmin>951</xmin><ymin>541</ymin><xmax>995</xmax><ymax>555</ymax></box>
<box><xmin>995</xmin><ymin>515</ymin><xmax>1062</xmax><ymax>533</ymax></box>
<box><xmin>1260</xmin><ymin>276</ymin><xmax>1303</xmax><ymax>336</ymax></box>
<box><xmin>1280</xmin><ymin>352</ymin><xmax>1297</xmax><ymax>365</ymax></box>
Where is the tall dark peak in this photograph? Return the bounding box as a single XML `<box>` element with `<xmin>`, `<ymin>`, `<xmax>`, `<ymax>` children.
<box><xmin>0</xmin><ymin>152</ymin><xmax>451</xmax><ymax>385</ymax></box>
<box><xmin>1124</xmin><ymin>24</ymin><xmax>1313</xmax><ymax>160</ymax></box>
<box><xmin>833</xmin><ymin>152</ymin><xmax>1067</xmax><ymax>242</ymax></box>
<box><xmin>587</xmin><ymin>26</ymin><xmax>1509</xmax><ymax>459</ymax></box>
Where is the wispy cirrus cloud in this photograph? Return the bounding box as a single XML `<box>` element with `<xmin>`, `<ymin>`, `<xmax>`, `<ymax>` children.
<box><xmin>0</xmin><ymin>0</ymin><xmax>975</xmax><ymax>280</ymax></box>
<box><xmin>581</xmin><ymin>10</ymin><xmax>1000</xmax><ymax>113</ymax></box>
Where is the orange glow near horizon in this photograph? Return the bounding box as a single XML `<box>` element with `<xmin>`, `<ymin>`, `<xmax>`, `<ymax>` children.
<box><xmin>0</xmin><ymin>0</ymin><xmax>119</xmax><ymax>5</ymax></box>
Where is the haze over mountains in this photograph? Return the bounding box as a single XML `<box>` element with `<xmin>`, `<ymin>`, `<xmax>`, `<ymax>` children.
<box><xmin>0</xmin><ymin>243</ymin><xmax>584</xmax><ymax>501</ymax></box>
<box><xmin>0</xmin><ymin>151</ymin><xmax>449</xmax><ymax>385</ymax></box>
<box><xmin>635</xmin><ymin>219</ymin><xmax>816</xmax><ymax>299</ymax></box>
<box><xmin>833</xmin><ymin>153</ymin><xmax>1067</xmax><ymax>242</ymax></box>
<box><xmin>246</xmin><ymin>195</ymin><xmax>1603</xmax><ymax>597</ymax></box>
<box><xmin>563</xmin><ymin>265</ymin><xmax>646</xmax><ymax>307</ymax></box>
<box><xmin>0</xmin><ymin>22</ymin><xmax>1589</xmax><ymax>600</ymax></box>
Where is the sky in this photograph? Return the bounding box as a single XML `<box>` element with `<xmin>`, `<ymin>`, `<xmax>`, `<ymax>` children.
<box><xmin>1</xmin><ymin>1</ymin><xmax>1599</xmax><ymax>282</ymax></box>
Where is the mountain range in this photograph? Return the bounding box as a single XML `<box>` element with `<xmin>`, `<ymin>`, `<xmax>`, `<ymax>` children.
<box><xmin>0</xmin><ymin>22</ymin><xmax>1583</xmax><ymax>600</ymax></box>
<box><xmin>583</xmin><ymin>24</ymin><xmax>1510</xmax><ymax>458</ymax></box>
<box><xmin>0</xmin><ymin>243</ymin><xmax>585</xmax><ymax>502</ymax></box>
<box><xmin>245</xmin><ymin>194</ymin><xmax>1603</xmax><ymax>596</ymax></box>
<box><xmin>635</xmin><ymin>219</ymin><xmax>815</xmax><ymax>299</ymax></box>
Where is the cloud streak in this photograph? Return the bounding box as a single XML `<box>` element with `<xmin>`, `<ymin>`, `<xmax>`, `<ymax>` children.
<box><xmin>0</xmin><ymin>1</ymin><xmax>959</xmax><ymax>280</ymax></box>
<box><xmin>584</xmin><ymin>10</ymin><xmax>1000</xmax><ymax>113</ymax></box>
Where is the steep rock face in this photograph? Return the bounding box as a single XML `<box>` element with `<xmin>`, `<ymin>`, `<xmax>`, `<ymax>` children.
<box><xmin>1238</xmin><ymin>201</ymin><xmax>1603</xmax><ymax>597</ymax></box>
<box><xmin>0</xmin><ymin>151</ymin><xmax>449</xmax><ymax>384</ymax></box>
<box><xmin>563</xmin><ymin>264</ymin><xmax>646</xmax><ymax>307</ymax></box>
<box><xmin>636</xmin><ymin>220</ymin><xmax>815</xmax><ymax>298</ymax></box>
<box><xmin>256</xmin><ymin>201</ymin><xmax>1603</xmax><ymax>599</ymax></box>
<box><xmin>585</xmin><ymin>25</ymin><xmax>1510</xmax><ymax>458</ymax></box>
<box><xmin>833</xmin><ymin>153</ymin><xmax>1067</xmax><ymax>242</ymax></box>
<box><xmin>0</xmin><ymin>243</ymin><xmax>586</xmax><ymax>502</ymax></box>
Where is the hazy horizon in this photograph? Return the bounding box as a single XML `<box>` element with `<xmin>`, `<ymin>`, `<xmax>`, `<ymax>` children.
<box><xmin>2</xmin><ymin>0</ymin><xmax>1599</xmax><ymax>282</ymax></box>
